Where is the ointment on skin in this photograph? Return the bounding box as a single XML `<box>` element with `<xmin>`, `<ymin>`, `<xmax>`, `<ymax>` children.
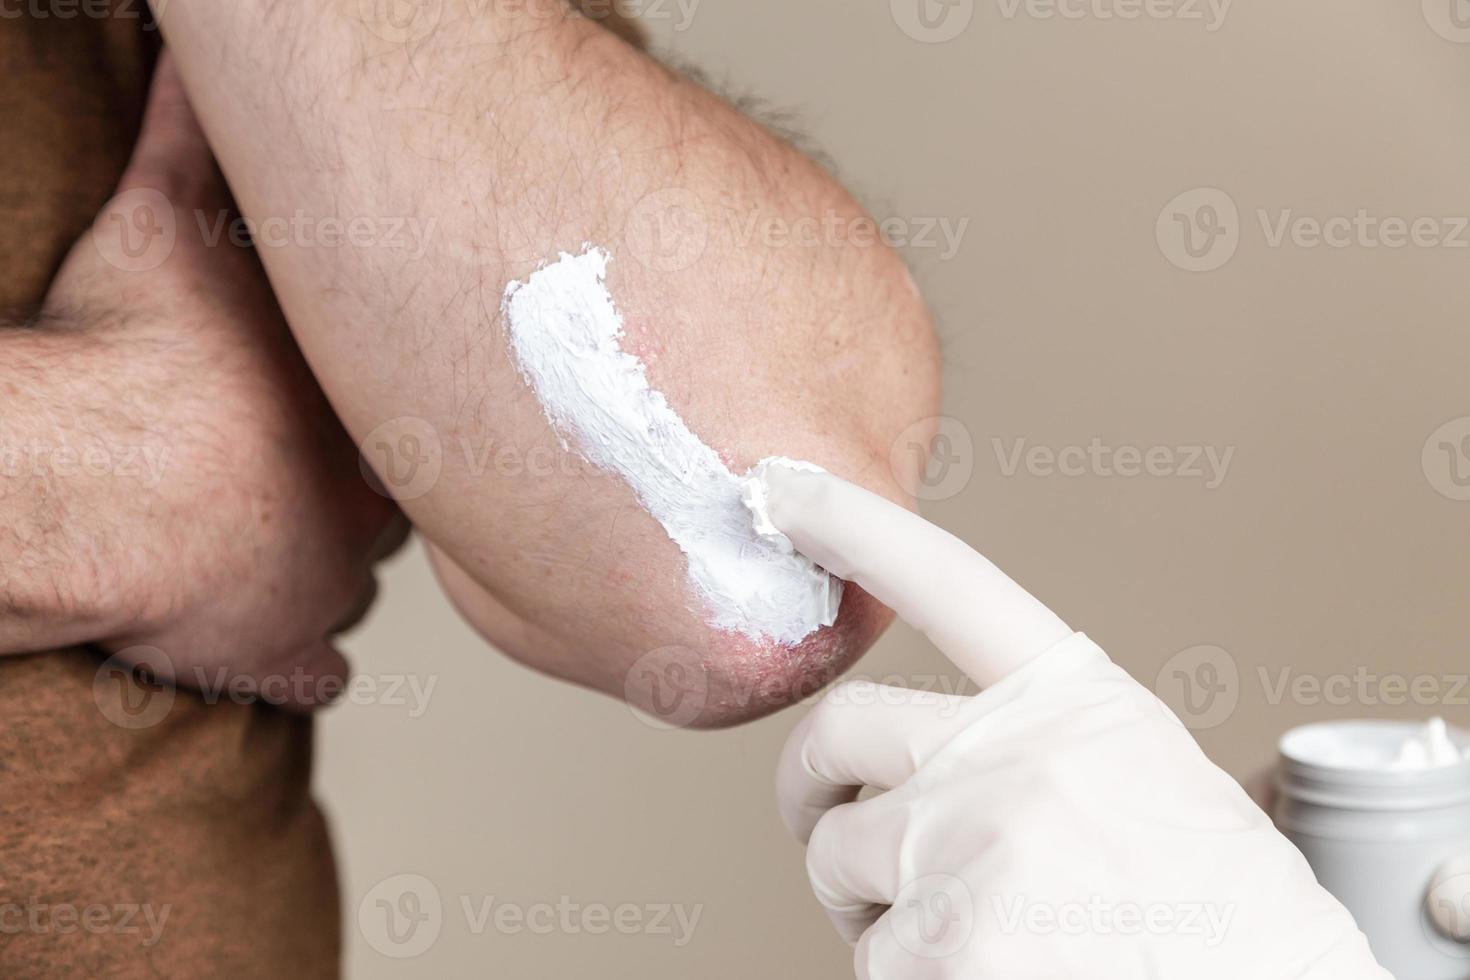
<box><xmin>503</xmin><ymin>245</ymin><xmax>841</xmax><ymax>645</ymax></box>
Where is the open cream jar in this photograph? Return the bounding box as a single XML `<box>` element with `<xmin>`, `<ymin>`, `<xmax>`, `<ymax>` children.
<box><xmin>1275</xmin><ymin>719</ymin><xmax>1470</xmax><ymax>980</ymax></box>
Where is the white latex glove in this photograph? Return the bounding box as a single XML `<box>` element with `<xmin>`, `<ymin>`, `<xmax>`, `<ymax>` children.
<box><xmin>760</xmin><ymin>463</ymin><xmax>1390</xmax><ymax>980</ymax></box>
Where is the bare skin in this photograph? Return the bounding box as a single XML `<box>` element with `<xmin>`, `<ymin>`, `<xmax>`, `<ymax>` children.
<box><xmin>0</xmin><ymin>56</ymin><xmax>402</xmax><ymax>707</ymax></box>
<box><xmin>150</xmin><ymin>0</ymin><xmax>941</xmax><ymax>725</ymax></box>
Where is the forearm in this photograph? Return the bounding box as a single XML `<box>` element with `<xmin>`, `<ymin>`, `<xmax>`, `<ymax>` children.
<box><xmin>0</xmin><ymin>325</ymin><xmax>156</xmax><ymax>651</ymax></box>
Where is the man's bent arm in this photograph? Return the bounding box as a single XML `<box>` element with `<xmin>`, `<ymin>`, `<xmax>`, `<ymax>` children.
<box><xmin>153</xmin><ymin>0</ymin><xmax>941</xmax><ymax>723</ymax></box>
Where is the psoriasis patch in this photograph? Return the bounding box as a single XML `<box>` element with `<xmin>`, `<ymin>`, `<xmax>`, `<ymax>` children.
<box><xmin>502</xmin><ymin>245</ymin><xmax>841</xmax><ymax>645</ymax></box>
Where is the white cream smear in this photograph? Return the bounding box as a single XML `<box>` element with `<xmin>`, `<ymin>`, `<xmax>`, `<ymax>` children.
<box><xmin>739</xmin><ymin>456</ymin><xmax>828</xmax><ymax>554</ymax></box>
<box><xmin>502</xmin><ymin>245</ymin><xmax>841</xmax><ymax>645</ymax></box>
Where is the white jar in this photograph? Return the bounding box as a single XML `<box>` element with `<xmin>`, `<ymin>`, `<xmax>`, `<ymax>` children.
<box><xmin>1274</xmin><ymin>720</ymin><xmax>1470</xmax><ymax>980</ymax></box>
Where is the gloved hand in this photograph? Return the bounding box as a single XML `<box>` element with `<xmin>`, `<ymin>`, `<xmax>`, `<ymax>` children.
<box><xmin>759</xmin><ymin>463</ymin><xmax>1390</xmax><ymax>980</ymax></box>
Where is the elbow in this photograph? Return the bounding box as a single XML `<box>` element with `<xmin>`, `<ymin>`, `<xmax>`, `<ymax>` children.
<box><xmin>656</xmin><ymin>585</ymin><xmax>897</xmax><ymax>729</ymax></box>
<box><xmin>629</xmin><ymin>246</ymin><xmax>942</xmax><ymax>729</ymax></box>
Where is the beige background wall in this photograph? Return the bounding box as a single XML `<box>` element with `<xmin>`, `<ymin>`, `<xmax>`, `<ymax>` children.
<box><xmin>321</xmin><ymin>0</ymin><xmax>1470</xmax><ymax>975</ymax></box>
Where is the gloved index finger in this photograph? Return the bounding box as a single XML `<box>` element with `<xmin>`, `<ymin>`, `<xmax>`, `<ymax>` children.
<box><xmin>748</xmin><ymin>460</ymin><xmax>1072</xmax><ymax>687</ymax></box>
